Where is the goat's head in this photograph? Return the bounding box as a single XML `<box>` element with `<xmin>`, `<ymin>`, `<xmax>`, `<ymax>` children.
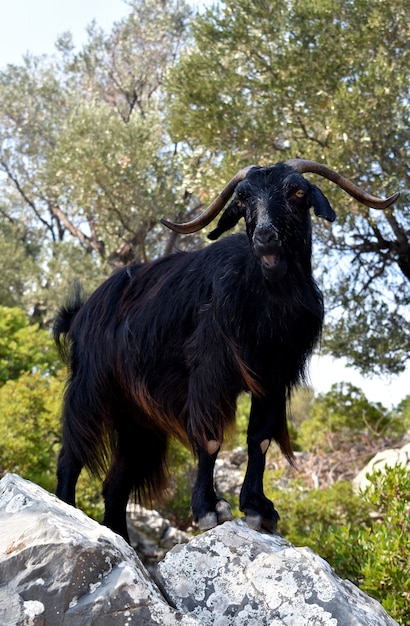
<box><xmin>206</xmin><ymin>163</ymin><xmax>336</xmax><ymax>280</ymax></box>
<box><xmin>162</xmin><ymin>159</ymin><xmax>400</xmax><ymax>281</ymax></box>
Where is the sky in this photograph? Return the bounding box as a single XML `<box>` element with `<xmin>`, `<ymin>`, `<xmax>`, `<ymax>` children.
<box><xmin>0</xmin><ymin>1</ymin><xmax>408</xmax><ymax>407</ymax></box>
<box><xmin>0</xmin><ymin>0</ymin><xmax>131</xmax><ymax>66</ymax></box>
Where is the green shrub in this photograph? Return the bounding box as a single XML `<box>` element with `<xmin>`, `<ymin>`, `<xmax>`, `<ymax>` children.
<box><xmin>0</xmin><ymin>306</ymin><xmax>61</xmax><ymax>385</ymax></box>
<box><xmin>0</xmin><ymin>371</ymin><xmax>106</xmax><ymax>523</ymax></box>
<box><xmin>0</xmin><ymin>371</ymin><xmax>63</xmax><ymax>492</ymax></box>
<box><xmin>318</xmin><ymin>465</ymin><xmax>410</xmax><ymax>625</ymax></box>
<box><xmin>264</xmin><ymin>475</ymin><xmax>371</xmax><ymax>550</ymax></box>
<box><xmin>231</xmin><ymin>392</ymin><xmax>251</xmax><ymax>448</ymax></box>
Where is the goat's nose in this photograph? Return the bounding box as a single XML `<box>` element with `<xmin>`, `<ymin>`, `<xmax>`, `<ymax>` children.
<box><xmin>254</xmin><ymin>225</ymin><xmax>279</xmax><ymax>246</ymax></box>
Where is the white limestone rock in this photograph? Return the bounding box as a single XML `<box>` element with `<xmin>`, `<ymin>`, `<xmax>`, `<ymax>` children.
<box><xmin>157</xmin><ymin>519</ymin><xmax>398</xmax><ymax>626</ymax></box>
<box><xmin>0</xmin><ymin>473</ymin><xmax>199</xmax><ymax>626</ymax></box>
<box><xmin>353</xmin><ymin>442</ymin><xmax>410</xmax><ymax>492</ymax></box>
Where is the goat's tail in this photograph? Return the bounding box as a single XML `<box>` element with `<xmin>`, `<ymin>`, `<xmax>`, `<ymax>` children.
<box><xmin>53</xmin><ymin>281</ymin><xmax>86</xmax><ymax>363</ymax></box>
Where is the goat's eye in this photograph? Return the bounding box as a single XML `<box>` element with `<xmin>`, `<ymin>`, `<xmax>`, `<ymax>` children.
<box><xmin>289</xmin><ymin>188</ymin><xmax>307</xmax><ymax>204</ymax></box>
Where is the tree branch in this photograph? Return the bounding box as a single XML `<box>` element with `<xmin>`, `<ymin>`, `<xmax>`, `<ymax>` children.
<box><xmin>295</xmin><ymin>115</ymin><xmax>328</xmax><ymax>149</ymax></box>
<box><xmin>46</xmin><ymin>200</ymin><xmax>105</xmax><ymax>256</ymax></box>
<box><xmin>0</xmin><ymin>159</ymin><xmax>54</xmax><ymax>236</ymax></box>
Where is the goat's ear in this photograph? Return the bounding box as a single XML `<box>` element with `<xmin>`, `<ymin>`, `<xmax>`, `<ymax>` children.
<box><xmin>310</xmin><ymin>186</ymin><xmax>336</xmax><ymax>222</ymax></box>
<box><xmin>207</xmin><ymin>200</ymin><xmax>245</xmax><ymax>240</ymax></box>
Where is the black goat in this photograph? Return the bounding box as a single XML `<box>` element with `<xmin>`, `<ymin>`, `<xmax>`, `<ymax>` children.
<box><xmin>54</xmin><ymin>159</ymin><xmax>398</xmax><ymax>541</ymax></box>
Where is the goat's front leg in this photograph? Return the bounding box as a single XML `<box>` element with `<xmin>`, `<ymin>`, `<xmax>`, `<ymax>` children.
<box><xmin>240</xmin><ymin>392</ymin><xmax>286</xmax><ymax>533</ymax></box>
<box><xmin>191</xmin><ymin>442</ymin><xmax>233</xmax><ymax>531</ymax></box>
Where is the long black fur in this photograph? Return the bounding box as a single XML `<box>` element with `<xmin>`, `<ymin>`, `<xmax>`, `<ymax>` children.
<box><xmin>55</xmin><ymin>162</ymin><xmax>335</xmax><ymax>540</ymax></box>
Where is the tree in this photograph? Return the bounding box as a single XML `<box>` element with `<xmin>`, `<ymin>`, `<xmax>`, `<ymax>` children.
<box><xmin>0</xmin><ymin>218</ymin><xmax>41</xmax><ymax>309</ymax></box>
<box><xmin>0</xmin><ymin>0</ymin><xmax>193</xmax><ymax>321</ymax></box>
<box><xmin>167</xmin><ymin>0</ymin><xmax>410</xmax><ymax>374</ymax></box>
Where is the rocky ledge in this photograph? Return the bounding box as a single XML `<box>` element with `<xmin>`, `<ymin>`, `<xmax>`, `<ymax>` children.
<box><xmin>0</xmin><ymin>473</ymin><xmax>398</xmax><ymax>625</ymax></box>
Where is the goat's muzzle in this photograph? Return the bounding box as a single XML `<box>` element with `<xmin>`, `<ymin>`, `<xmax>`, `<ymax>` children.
<box><xmin>253</xmin><ymin>228</ymin><xmax>286</xmax><ymax>280</ymax></box>
<box><xmin>261</xmin><ymin>253</ymin><xmax>281</xmax><ymax>270</ymax></box>
<box><xmin>259</xmin><ymin>250</ymin><xmax>287</xmax><ymax>281</ymax></box>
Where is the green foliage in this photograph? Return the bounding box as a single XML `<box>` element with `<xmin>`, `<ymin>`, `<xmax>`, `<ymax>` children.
<box><xmin>267</xmin><ymin>478</ymin><xmax>371</xmax><ymax>550</ymax></box>
<box><xmin>0</xmin><ymin>305</ymin><xmax>105</xmax><ymax>520</ymax></box>
<box><xmin>0</xmin><ymin>372</ymin><xmax>62</xmax><ymax>491</ymax></box>
<box><xmin>318</xmin><ymin>466</ymin><xmax>410</xmax><ymax>625</ymax></box>
<box><xmin>296</xmin><ymin>382</ymin><xmax>401</xmax><ymax>452</ymax></box>
<box><xmin>0</xmin><ymin>219</ymin><xmax>42</xmax><ymax>309</ymax></box>
<box><xmin>44</xmin><ymin>99</ymin><xmax>178</xmax><ymax>266</ymax></box>
<box><xmin>0</xmin><ymin>308</ymin><xmax>62</xmax><ymax>492</ymax></box>
<box><xmin>323</xmin><ymin>294</ymin><xmax>410</xmax><ymax>376</ymax></box>
<box><xmin>0</xmin><ymin>306</ymin><xmax>61</xmax><ymax>385</ymax></box>
<box><xmin>288</xmin><ymin>387</ymin><xmax>315</xmax><ymax>428</ymax></box>
<box><xmin>0</xmin><ymin>307</ymin><xmax>63</xmax><ymax>491</ymax></box>
<box><xmin>75</xmin><ymin>471</ymin><xmax>105</xmax><ymax>523</ymax></box>
<box><xmin>394</xmin><ymin>394</ymin><xmax>410</xmax><ymax>434</ymax></box>
<box><xmin>231</xmin><ymin>393</ymin><xmax>251</xmax><ymax>448</ymax></box>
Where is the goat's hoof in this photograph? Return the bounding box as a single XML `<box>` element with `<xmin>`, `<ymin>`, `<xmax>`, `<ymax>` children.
<box><xmin>245</xmin><ymin>513</ymin><xmax>278</xmax><ymax>534</ymax></box>
<box><xmin>245</xmin><ymin>513</ymin><xmax>263</xmax><ymax>531</ymax></box>
<box><xmin>215</xmin><ymin>499</ymin><xmax>233</xmax><ymax>523</ymax></box>
<box><xmin>198</xmin><ymin>512</ymin><xmax>218</xmax><ymax>531</ymax></box>
<box><xmin>198</xmin><ymin>501</ymin><xmax>233</xmax><ymax>531</ymax></box>
<box><xmin>261</xmin><ymin>516</ymin><xmax>278</xmax><ymax>533</ymax></box>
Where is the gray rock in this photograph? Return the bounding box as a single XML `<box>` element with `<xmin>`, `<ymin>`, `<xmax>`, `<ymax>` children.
<box><xmin>127</xmin><ymin>503</ymin><xmax>190</xmax><ymax>575</ymax></box>
<box><xmin>0</xmin><ymin>473</ymin><xmax>399</xmax><ymax>626</ymax></box>
<box><xmin>157</xmin><ymin>519</ymin><xmax>398</xmax><ymax>626</ymax></box>
<box><xmin>0</xmin><ymin>473</ymin><xmax>199</xmax><ymax>626</ymax></box>
<box><xmin>214</xmin><ymin>448</ymin><xmax>245</xmax><ymax>497</ymax></box>
<box><xmin>353</xmin><ymin>442</ymin><xmax>410</xmax><ymax>492</ymax></box>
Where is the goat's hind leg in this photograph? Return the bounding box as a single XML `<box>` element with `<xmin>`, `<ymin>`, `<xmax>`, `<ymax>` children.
<box><xmin>102</xmin><ymin>456</ymin><xmax>134</xmax><ymax>543</ymax></box>
<box><xmin>102</xmin><ymin>430</ymin><xmax>141</xmax><ymax>543</ymax></box>
<box><xmin>56</xmin><ymin>446</ymin><xmax>83</xmax><ymax>507</ymax></box>
<box><xmin>191</xmin><ymin>442</ymin><xmax>233</xmax><ymax>531</ymax></box>
<box><xmin>102</xmin><ymin>424</ymin><xmax>169</xmax><ymax>543</ymax></box>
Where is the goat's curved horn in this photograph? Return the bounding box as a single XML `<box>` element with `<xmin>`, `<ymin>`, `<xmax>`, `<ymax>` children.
<box><xmin>286</xmin><ymin>158</ymin><xmax>400</xmax><ymax>209</ymax></box>
<box><xmin>161</xmin><ymin>166</ymin><xmax>256</xmax><ymax>234</ymax></box>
